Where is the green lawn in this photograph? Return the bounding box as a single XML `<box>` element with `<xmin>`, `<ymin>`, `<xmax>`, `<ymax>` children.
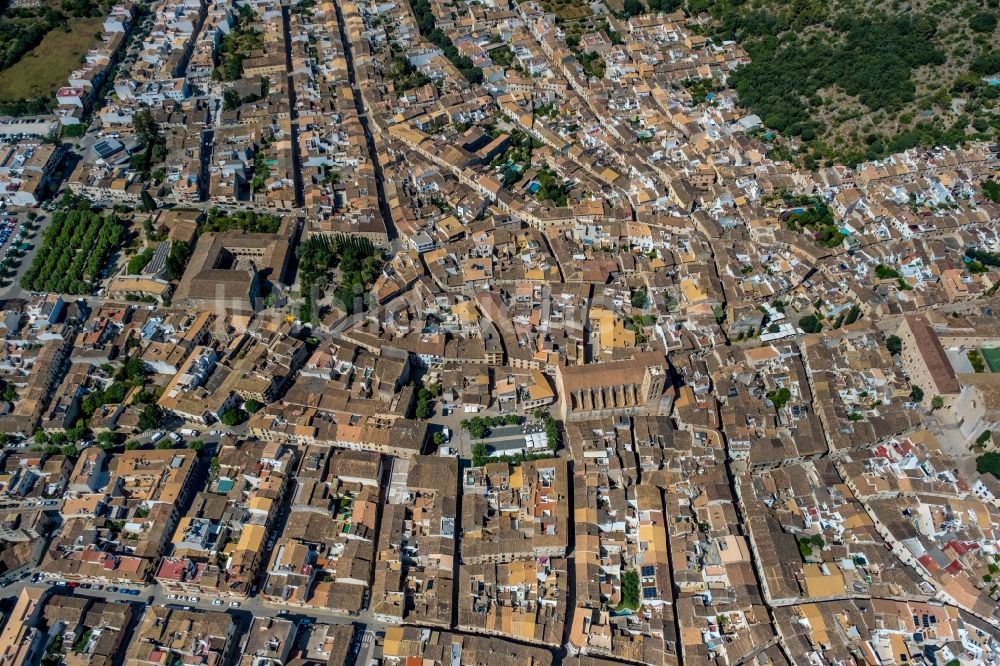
<box><xmin>0</xmin><ymin>17</ymin><xmax>103</xmax><ymax>101</ymax></box>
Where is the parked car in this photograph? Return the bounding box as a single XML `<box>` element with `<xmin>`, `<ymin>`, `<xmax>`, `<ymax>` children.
<box><xmin>229</xmin><ymin>601</ymin><xmax>240</xmax><ymax>607</ymax></box>
<box><xmin>212</xmin><ymin>599</ymin><xmax>223</xmax><ymax>606</ymax></box>
<box><xmin>150</xmin><ymin>432</ymin><xmax>165</xmax><ymax>442</ymax></box>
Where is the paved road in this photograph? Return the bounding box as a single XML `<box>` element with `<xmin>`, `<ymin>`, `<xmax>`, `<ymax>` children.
<box><xmin>1</xmin><ymin>576</ymin><xmax>388</xmax><ymax>632</ymax></box>
<box><xmin>280</xmin><ymin>6</ymin><xmax>304</xmax><ymax>209</ymax></box>
<box><xmin>333</xmin><ymin>0</ymin><xmax>396</xmax><ymax>241</ymax></box>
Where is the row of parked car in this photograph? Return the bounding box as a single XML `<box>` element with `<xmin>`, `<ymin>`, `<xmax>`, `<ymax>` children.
<box><xmin>33</xmin><ymin>572</ymin><xmax>144</xmax><ymax>596</ymax></box>
<box><xmin>151</xmin><ymin>431</ymin><xmax>183</xmax><ymax>444</ymax></box>
<box><xmin>166</xmin><ymin>592</ymin><xmax>240</xmax><ymax>607</ymax></box>
<box><xmin>0</xmin><ymin>214</ymin><xmax>20</xmax><ymax>247</ymax></box>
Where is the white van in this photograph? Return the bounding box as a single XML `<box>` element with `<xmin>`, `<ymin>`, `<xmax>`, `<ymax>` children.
<box><xmin>150</xmin><ymin>432</ymin><xmax>165</xmax><ymax>442</ymax></box>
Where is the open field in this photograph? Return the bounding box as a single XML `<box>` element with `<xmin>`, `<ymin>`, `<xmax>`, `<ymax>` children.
<box><xmin>0</xmin><ymin>17</ymin><xmax>103</xmax><ymax>101</ymax></box>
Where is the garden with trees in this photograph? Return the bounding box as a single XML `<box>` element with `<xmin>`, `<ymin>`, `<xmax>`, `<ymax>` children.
<box><xmin>532</xmin><ymin>166</ymin><xmax>572</xmax><ymax>207</ymax></box>
<box><xmin>578</xmin><ymin>51</ymin><xmax>605</xmax><ymax>80</ymax></box>
<box><xmin>410</xmin><ymin>0</ymin><xmax>483</xmax><ymax>83</ymax></box>
<box><xmin>202</xmin><ymin>208</ymin><xmax>282</xmax><ymax>235</ymax></box>
<box><xmin>296</xmin><ymin>234</ymin><xmax>386</xmax><ymax>321</ymax></box>
<box><xmin>783</xmin><ymin>203</ymin><xmax>844</xmax><ymax>249</ymax></box>
<box><xmin>21</xmin><ymin>203</ymin><xmax>123</xmax><ymax>294</ymax></box>
<box><xmin>966</xmin><ymin>247</ymin><xmax>1000</xmax><ymax>269</ymax></box>
<box><xmin>212</xmin><ymin>4</ymin><xmax>261</xmax><ymax>81</ymax></box>
<box><xmin>387</xmin><ymin>56</ymin><xmax>432</xmax><ymax>92</ymax></box>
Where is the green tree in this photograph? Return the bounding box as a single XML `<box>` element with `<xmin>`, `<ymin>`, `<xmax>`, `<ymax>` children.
<box><xmin>472</xmin><ymin>442</ymin><xmax>489</xmax><ymax>466</ymax></box>
<box><xmin>767</xmin><ymin>387</ymin><xmax>791</xmax><ymax>409</ymax></box>
<box><xmin>799</xmin><ymin>314</ymin><xmax>822</xmax><ymax>333</ymax></box>
<box><xmin>415</xmin><ymin>399</ymin><xmax>431</xmax><ymax>420</ymax></box>
<box><xmin>121</xmin><ymin>357</ymin><xmax>151</xmax><ymax>384</ymax></box>
<box><xmin>463</xmin><ymin>418</ymin><xmax>488</xmax><ymax>439</ymax></box>
<box><xmin>875</xmin><ymin>264</ymin><xmax>900</xmax><ymax>279</ymax></box>
<box><xmin>886</xmin><ymin>335</ymin><xmax>902</xmax><ymax>355</ymax></box>
<box><xmin>617</xmin><ymin>570</ymin><xmax>640</xmax><ymax>610</ymax></box>
<box><xmin>977</xmin><ymin>452</ymin><xmax>1000</xmax><ymax>477</ymax></box>
<box><xmin>128</xmin><ymin>248</ymin><xmax>154</xmax><ymax>275</ymax></box>
<box><xmin>432</xmin><ymin>432</ymin><xmax>445</xmax><ymax>447</ymax></box>
<box><xmin>187</xmin><ymin>439</ymin><xmax>205</xmax><ymax>451</ymax></box>
<box><xmin>125</xmin><ymin>440</ymin><xmax>142</xmax><ymax>450</ymax></box>
<box><xmin>631</xmin><ymin>288</ymin><xmax>650</xmax><ymax>309</ymax></box>
<box><xmin>969</xmin><ymin>12</ymin><xmax>997</xmax><ymax>33</ymax></box>
<box><xmin>544</xmin><ymin>415</ymin><xmax>560</xmax><ymax>451</ymax></box>
<box><xmin>155</xmin><ymin>440</ymin><xmax>174</xmax><ymax>449</ymax></box>
<box><xmin>139</xmin><ymin>190</ymin><xmax>157</xmax><ymax>213</ymax></box>
<box><xmin>622</xmin><ymin>0</ymin><xmax>643</xmax><ymax>17</ymax></box>
<box><xmin>138</xmin><ymin>404</ymin><xmax>164</xmax><ymax>431</ymax></box>
<box><xmin>165</xmin><ymin>241</ymin><xmax>191</xmax><ymax>281</ymax></box>
<box><xmin>909</xmin><ymin>386</ymin><xmax>924</xmax><ymax>402</ymax></box>
<box><xmin>0</xmin><ymin>380</ymin><xmax>17</xmax><ymax>403</ymax></box>
<box><xmin>984</xmin><ymin>180</ymin><xmax>1000</xmax><ymax>204</ymax></box>
<box><xmin>221</xmin><ymin>408</ymin><xmax>246</xmax><ymax>426</ymax></box>
<box><xmin>931</xmin><ymin>395</ymin><xmax>945</xmax><ymax>411</ymax></box>
<box><xmin>977</xmin><ymin>430</ymin><xmax>993</xmax><ymax>447</ymax></box>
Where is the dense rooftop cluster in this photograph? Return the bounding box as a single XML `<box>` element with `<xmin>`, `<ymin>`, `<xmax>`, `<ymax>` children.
<box><xmin>1</xmin><ymin>0</ymin><xmax>1000</xmax><ymax>664</ymax></box>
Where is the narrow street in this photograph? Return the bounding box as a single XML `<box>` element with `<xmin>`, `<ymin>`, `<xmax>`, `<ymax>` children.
<box><xmin>281</xmin><ymin>3</ymin><xmax>305</xmax><ymax>208</ymax></box>
<box><xmin>331</xmin><ymin>3</ymin><xmax>396</xmax><ymax>241</ymax></box>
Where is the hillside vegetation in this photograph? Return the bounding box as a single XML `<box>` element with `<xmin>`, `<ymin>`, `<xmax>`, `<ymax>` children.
<box><xmin>691</xmin><ymin>0</ymin><xmax>1000</xmax><ymax>166</ymax></box>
